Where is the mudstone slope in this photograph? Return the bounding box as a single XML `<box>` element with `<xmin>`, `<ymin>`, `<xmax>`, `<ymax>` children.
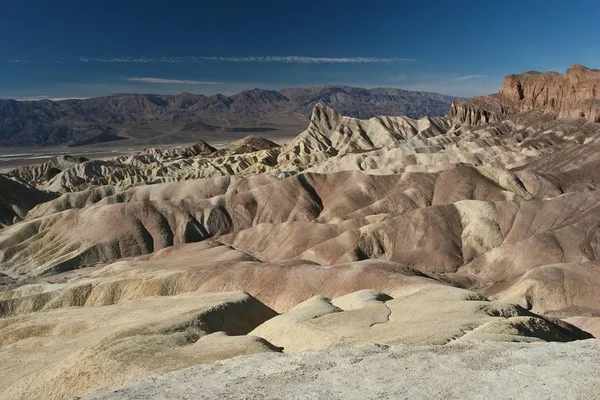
<box><xmin>1</xmin><ymin>65</ymin><xmax>600</xmax><ymax>399</ymax></box>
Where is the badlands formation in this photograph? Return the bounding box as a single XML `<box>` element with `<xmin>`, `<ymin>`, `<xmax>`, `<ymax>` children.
<box><xmin>0</xmin><ymin>64</ymin><xmax>600</xmax><ymax>399</ymax></box>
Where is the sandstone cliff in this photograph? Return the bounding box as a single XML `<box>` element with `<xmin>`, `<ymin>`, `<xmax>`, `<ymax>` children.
<box><xmin>450</xmin><ymin>64</ymin><xmax>600</xmax><ymax>125</ymax></box>
<box><xmin>500</xmin><ymin>64</ymin><xmax>600</xmax><ymax>122</ymax></box>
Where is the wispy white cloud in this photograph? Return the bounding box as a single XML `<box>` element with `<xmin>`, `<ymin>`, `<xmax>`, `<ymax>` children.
<box><xmin>6</xmin><ymin>58</ymin><xmax>66</xmax><ymax>64</ymax></box>
<box><xmin>80</xmin><ymin>57</ymin><xmax>157</xmax><ymax>63</ymax></box>
<box><xmin>199</xmin><ymin>56</ymin><xmax>413</xmax><ymax>63</ymax></box>
<box><xmin>126</xmin><ymin>77</ymin><xmax>222</xmax><ymax>84</ymax></box>
<box><xmin>452</xmin><ymin>74</ymin><xmax>487</xmax><ymax>81</ymax></box>
<box><xmin>16</xmin><ymin>96</ymin><xmax>89</xmax><ymax>101</ymax></box>
<box><xmin>80</xmin><ymin>56</ymin><xmax>414</xmax><ymax>64</ymax></box>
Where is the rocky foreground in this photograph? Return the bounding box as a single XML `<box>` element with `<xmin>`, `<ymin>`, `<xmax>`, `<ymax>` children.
<box><xmin>0</xmin><ymin>64</ymin><xmax>599</xmax><ymax>399</ymax></box>
<box><xmin>88</xmin><ymin>340</ymin><xmax>600</xmax><ymax>400</ymax></box>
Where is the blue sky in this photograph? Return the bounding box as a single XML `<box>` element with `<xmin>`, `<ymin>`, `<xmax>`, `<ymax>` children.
<box><xmin>1</xmin><ymin>0</ymin><xmax>599</xmax><ymax>100</ymax></box>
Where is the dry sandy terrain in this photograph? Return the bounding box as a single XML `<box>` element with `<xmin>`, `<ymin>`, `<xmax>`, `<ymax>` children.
<box><xmin>87</xmin><ymin>340</ymin><xmax>600</xmax><ymax>400</ymax></box>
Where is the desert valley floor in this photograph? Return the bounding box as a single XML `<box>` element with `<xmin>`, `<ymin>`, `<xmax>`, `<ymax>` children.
<box><xmin>0</xmin><ymin>65</ymin><xmax>600</xmax><ymax>399</ymax></box>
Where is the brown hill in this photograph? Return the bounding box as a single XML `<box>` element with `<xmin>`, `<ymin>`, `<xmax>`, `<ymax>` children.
<box><xmin>0</xmin><ymin>174</ymin><xmax>56</xmax><ymax>227</ymax></box>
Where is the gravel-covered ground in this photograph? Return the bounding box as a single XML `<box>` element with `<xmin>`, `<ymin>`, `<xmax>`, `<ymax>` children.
<box><xmin>88</xmin><ymin>339</ymin><xmax>600</xmax><ymax>400</ymax></box>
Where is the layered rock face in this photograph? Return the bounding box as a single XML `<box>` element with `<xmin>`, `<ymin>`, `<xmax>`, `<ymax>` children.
<box><xmin>500</xmin><ymin>64</ymin><xmax>600</xmax><ymax>122</ymax></box>
<box><xmin>1</xmin><ymin>65</ymin><xmax>600</xmax><ymax>399</ymax></box>
<box><xmin>449</xmin><ymin>64</ymin><xmax>600</xmax><ymax>125</ymax></box>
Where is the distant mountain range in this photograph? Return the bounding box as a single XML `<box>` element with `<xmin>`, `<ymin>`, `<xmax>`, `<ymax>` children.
<box><xmin>0</xmin><ymin>86</ymin><xmax>457</xmax><ymax>147</ymax></box>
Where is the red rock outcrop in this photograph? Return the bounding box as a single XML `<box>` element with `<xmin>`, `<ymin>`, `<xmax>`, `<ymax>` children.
<box><xmin>450</xmin><ymin>64</ymin><xmax>600</xmax><ymax>125</ymax></box>
<box><xmin>500</xmin><ymin>64</ymin><xmax>600</xmax><ymax>122</ymax></box>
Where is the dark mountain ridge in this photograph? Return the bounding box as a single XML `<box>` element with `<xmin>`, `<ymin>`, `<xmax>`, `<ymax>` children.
<box><xmin>0</xmin><ymin>86</ymin><xmax>457</xmax><ymax>146</ymax></box>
